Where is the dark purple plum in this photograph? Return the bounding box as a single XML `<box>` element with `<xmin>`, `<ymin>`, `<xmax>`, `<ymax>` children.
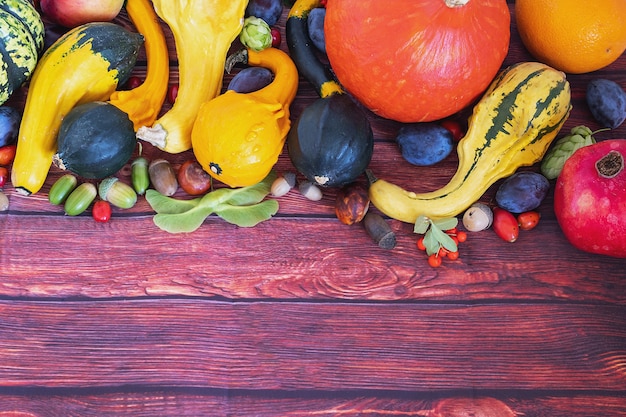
<box><xmin>495</xmin><ymin>171</ymin><xmax>550</xmax><ymax>213</ymax></box>
<box><xmin>307</xmin><ymin>7</ymin><xmax>326</xmax><ymax>53</ymax></box>
<box><xmin>586</xmin><ymin>78</ymin><xmax>626</xmax><ymax>129</ymax></box>
<box><xmin>0</xmin><ymin>106</ymin><xmax>21</xmax><ymax>147</ymax></box>
<box><xmin>395</xmin><ymin>123</ymin><xmax>454</xmax><ymax>166</ymax></box>
<box><xmin>245</xmin><ymin>0</ymin><xmax>283</xmax><ymax>26</ymax></box>
<box><xmin>227</xmin><ymin>67</ymin><xmax>274</xmax><ymax>93</ymax></box>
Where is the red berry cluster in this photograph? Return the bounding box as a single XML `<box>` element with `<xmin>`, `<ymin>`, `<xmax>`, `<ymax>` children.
<box><xmin>416</xmin><ymin>228</ymin><xmax>467</xmax><ymax>268</ymax></box>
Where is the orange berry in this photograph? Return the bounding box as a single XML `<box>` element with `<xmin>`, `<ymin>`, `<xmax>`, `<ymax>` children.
<box><xmin>416</xmin><ymin>237</ymin><xmax>426</xmax><ymax>251</ymax></box>
<box><xmin>456</xmin><ymin>231</ymin><xmax>467</xmax><ymax>243</ymax></box>
<box><xmin>428</xmin><ymin>254</ymin><xmax>442</xmax><ymax>268</ymax></box>
<box><xmin>447</xmin><ymin>251</ymin><xmax>460</xmax><ymax>260</ymax></box>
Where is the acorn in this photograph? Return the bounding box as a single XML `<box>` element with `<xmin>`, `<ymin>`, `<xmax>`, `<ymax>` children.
<box><xmin>149</xmin><ymin>158</ymin><xmax>178</xmax><ymax>196</ymax></box>
<box><xmin>363</xmin><ymin>212</ymin><xmax>396</xmax><ymax>250</ymax></box>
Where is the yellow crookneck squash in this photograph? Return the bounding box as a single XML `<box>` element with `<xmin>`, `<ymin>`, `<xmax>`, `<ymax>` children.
<box><xmin>191</xmin><ymin>47</ymin><xmax>299</xmax><ymax>188</ymax></box>
<box><xmin>368</xmin><ymin>62</ymin><xmax>572</xmax><ymax>224</ymax></box>
<box><xmin>108</xmin><ymin>0</ymin><xmax>169</xmax><ymax>130</ymax></box>
<box><xmin>136</xmin><ymin>0</ymin><xmax>248</xmax><ymax>154</ymax></box>
<box><xmin>11</xmin><ymin>23</ymin><xmax>143</xmax><ymax>195</ymax></box>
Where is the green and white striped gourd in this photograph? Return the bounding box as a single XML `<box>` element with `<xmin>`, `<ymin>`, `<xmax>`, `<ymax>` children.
<box><xmin>0</xmin><ymin>0</ymin><xmax>45</xmax><ymax>105</ymax></box>
<box><xmin>368</xmin><ymin>62</ymin><xmax>572</xmax><ymax>224</ymax></box>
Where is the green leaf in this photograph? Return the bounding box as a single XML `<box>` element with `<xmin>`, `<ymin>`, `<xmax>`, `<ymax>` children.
<box><xmin>423</xmin><ymin>229</ymin><xmax>440</xmax><ymax>256</ymax></box>
<box><xmin>152</xmin><ymin>205</ymin><xmax>215</xmax><ymax>233</ymax></box>
<box><xmin>430</xmin><ymin>226</ymin><xmax>458</xmax><ymax>253</ymax></box>
<box><xmin>215</xmin><ymin>199</ymin><xmax>279</xmax><ymax>227</ymax></box>
<box><xmin>147</xmin><ymin>171</ymin><xmax>278</xmax><ymax>233</ymax></box>
<box><xmin>432</xmin><ymin>217</ymin><xmax>458</xmax><ymax>231</ymax></box>
<box><xmin>145</xmin><ymin>190</ymin><xmax>201</xmax><ymax>214</ymax></box>
<box><xmin>222</xmin><ymin>171</ymin><xmax>276</xmax><ymax>206</ymax></box>
<box><xmin>414</xmin><ymin>215</ymin><xmax>431</xmax><ymax>234</ymax></box>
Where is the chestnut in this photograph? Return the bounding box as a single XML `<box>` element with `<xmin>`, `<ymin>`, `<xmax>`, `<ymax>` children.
<box><xmin>335</xmin><ymin>182</ymin><xmax>370</xmax><ymax>225</ymax></box>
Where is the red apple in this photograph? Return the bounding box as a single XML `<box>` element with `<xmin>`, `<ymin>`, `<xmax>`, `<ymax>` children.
<box><xmin>40</xmin><ymin>0</ymin><xmax>124</xmax><ymax>28</ymax></box>
<box><xmin>554</xmin><ymin>139</ymin><xmax>626</xmax><ymax>258</ymax></box>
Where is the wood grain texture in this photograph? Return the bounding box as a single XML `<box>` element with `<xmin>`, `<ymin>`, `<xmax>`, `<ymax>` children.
<box><xmin>0</xmin><ymin>1</ymin><xmax>625</xmax><ymax>415</ymax></box>
<box><xmin>1</xmin><ymin>300</ymin><xmax>625</xmax><ymax>391</ymax></box>
<box><xmin>0</xmin><ymin>394</ymin><xmax>625</xmax><ymax>417</ymax></box>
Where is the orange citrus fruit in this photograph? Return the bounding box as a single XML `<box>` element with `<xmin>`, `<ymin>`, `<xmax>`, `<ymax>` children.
<box><xmin>515</xmin><ymin>0</ymin><xmax>626</xmax><ymax>74</ymax></box>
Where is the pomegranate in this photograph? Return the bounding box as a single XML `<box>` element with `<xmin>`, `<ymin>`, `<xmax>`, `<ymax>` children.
<box><xmin>554</xmin><ymin>139</ymin><xmax>626</xmax><ymax>258</ymax></box>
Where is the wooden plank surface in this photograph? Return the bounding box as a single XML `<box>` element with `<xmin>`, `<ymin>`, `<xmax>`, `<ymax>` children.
<box><xmin>0</xmin><ymin>1</ymin><xmax>625</xmax><ymax>416</ymax></box>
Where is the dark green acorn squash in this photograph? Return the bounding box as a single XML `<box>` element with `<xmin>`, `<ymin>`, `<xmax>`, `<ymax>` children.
<box><xmin>287</xmin><ymin>94</ymin><xmax>373</xmax><ymax>187</ymax></box>
<box><xmin>54</xmin><ymin>101</ymin><xmax>136</xmax><ymax>179</ymax></box>
<box><xmin>0</xmin><ymin>0</ymin><xmax>45</xmax><ymax>105</ymax></box>
<box><xmin>286</xmin><ymin>0</ymin><xmax>374</xmax><ymax>188</ymax></box>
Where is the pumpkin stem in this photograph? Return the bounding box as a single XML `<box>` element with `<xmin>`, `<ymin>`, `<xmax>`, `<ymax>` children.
<box><xmin>445</xmin><ymin>0</ymin><xmax>470</xmax><ymax>7</ymax></box>
<box><xmin>596</xmin><ymin>150</ymin><xmax>624</xmax><ymax>179</ymax></box>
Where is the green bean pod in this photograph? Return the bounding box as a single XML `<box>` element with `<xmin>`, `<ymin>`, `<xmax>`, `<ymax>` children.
<box><xmin>64</xmin><ymin>182</ymin><xmax>97</xmax><ymax>216</ymax></box>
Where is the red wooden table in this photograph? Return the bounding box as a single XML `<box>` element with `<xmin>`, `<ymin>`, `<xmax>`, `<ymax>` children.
<box><xmin>1</xmin><ymin>1</ymin><xmax>625</xmax><ymax>415</ymax></box>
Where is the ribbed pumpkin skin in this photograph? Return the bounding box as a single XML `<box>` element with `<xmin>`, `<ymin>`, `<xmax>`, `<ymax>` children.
<box><xmin>325</xmin><ymin>0</ymin><xmax>511</xmax><ymax>123</ymax></box>
<box><xmin>0</xmin><ymin>0</ymin><xmax>44</xmax><ymax>105</ymax></box>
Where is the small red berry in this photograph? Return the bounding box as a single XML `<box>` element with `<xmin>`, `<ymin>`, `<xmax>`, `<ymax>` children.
<box><xmin>0</xmin><ymin>144</ymin><xmax>17</xmax><ymax>165</ymax></box>
<box><xmin>456</xmin><ymin>230</ymin><xmax>467</xmax><ymax>243</ymax></box>
<box><xmin>493</xmin><ymin>207</ymin><xmax>519</xmax><ymax>243</ymax></box>
<box><xmin>167</xmin><ymin>84</ymin><xmax>179</xmax><ymax>105</ymax></box>
<box><xmin>517</xmin><ymin>211</ymin><xmax>541</xmax><ymax>231</ymax></box>
<box><xmin>447</xmin><ymin>251</ymin><xmax>460</xmax><ymax>260</ymax></box>
<box><xmin>0</xmin><ymin>166</ymin><xmax>8</xmax><ymax>188</ymax></box>
<box><xmin>428</xmin><ymin>253</ymin><xmax>442</xmax><ymax>268</ymax></box>
<box><xmin>416</xmin><ymin>237</ymin><xmax>426</xmax><ymax>251</ymax></box>
<box><xmin>125</xmin><ymin>76</ymin><xmax>143</xmax><ymax>90</ymax></box>
<box><xmin>271</xmin><ymin>27</ymin><xmax>281</xmax><ymax>48</ymax></box>
<box><xmin>92</xmin><ymin>200</ymin><xmax>112</xmax><ymax>223</ymax></box>
<box><xmin>440</xmin><ymin>119</ymin><xmax>464</xmax><ymax>141</ymax></box>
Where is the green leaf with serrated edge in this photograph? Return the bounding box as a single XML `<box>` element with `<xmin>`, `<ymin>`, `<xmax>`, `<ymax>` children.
<box><xmin>430</xmin><ymin>225</ymin><xmax>458</xmax><ymax>253</ymax></box>
<box><xmin>423</xmin><ymin>229</ymin><xmax>440</xmax><ymax>256</ymax></box>
<box><xmin>432</xmin><ymin>217</ymin><xmax>458</xmax><ymax>231</ymax></box>
<box><xmin>153</xmin><ymin>206</ymin><xmax>215</xmax><ymax>233</ymax></box>
<box><xmin>145</xmin><ymin>190</ymin><xmax>201</xmax><ymax>214</ymax></box>
<box><xmin>215</xmin><ymin>199</ymin><xmax>279</xmax><ymax>227</ymax></box>
<box><xmin>414</xmin><ymin>215</ymin><xmax>430</xmax><ymax>234</ymax></box>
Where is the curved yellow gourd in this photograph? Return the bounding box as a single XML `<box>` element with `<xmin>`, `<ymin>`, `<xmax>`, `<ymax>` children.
<box><xmin>136</xmin><ymin>0</ymin><xmax>248</xmax><ymax>154</ymax></box>
<box><xmin>368</xmin><ymin>62</ymin><xmax>572</xmax><ymax>224</ymax></box>
<box><xmin>108</xmin><ymin>0</ymin><xmax>169</xmax><ymax>130</ymax></box>
<box><xmin>192</xmin><ymin>47</ymin><xmax>299</xmax><ymax>188</ymax></box>
<box><xmin>11</xmin><ymin>23</ymin><xmax>143</xmax><ymax>195</ymax></box>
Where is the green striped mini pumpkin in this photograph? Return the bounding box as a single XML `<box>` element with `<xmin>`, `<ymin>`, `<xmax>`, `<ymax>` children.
<box><xmin>0</xmin><ymin>0</ymin><xmax>44</xmax><ymax>105</ymax></box>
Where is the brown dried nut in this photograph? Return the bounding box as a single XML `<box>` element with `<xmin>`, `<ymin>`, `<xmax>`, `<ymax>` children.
<box><xmin>335</xmin><ymin>182</ymin><xmax>370</xmax><ymax>225</ymax></box>
<box><xmin>149</xmin><ymin>158</ymin><xmax>178</xmax><ymax>196</ymax></box>
<box><xmin>363</xmin><ymin>212</ymin><xmax>396</xmax><ymax>250</ymax></box>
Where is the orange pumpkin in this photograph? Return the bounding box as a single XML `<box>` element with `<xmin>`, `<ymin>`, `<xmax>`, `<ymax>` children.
<box><xmin>324</xmin><ymin>0</ymin><xmax>511</xmax><ymax>123</ymax></box>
